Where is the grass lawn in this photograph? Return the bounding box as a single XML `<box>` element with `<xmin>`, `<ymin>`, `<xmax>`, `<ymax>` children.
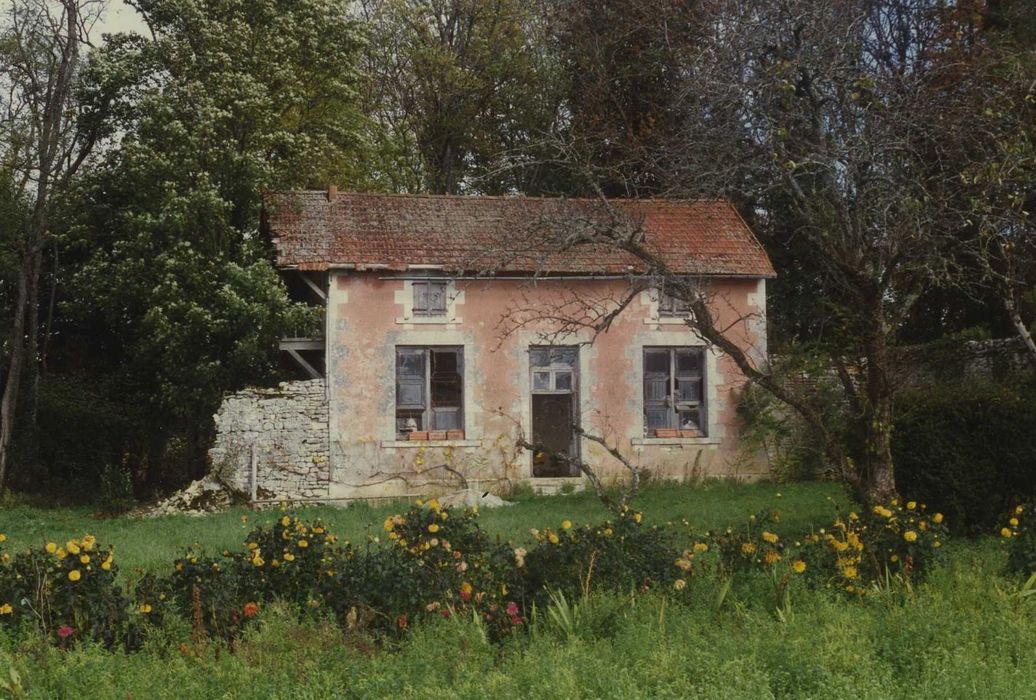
<box><xmin>2</xmin><ymin>480</ymin><xmax>1034</xmax><ymax>699</ymax></box>
<box><xmin>0</xmin><ymin>480</ymin><xmax>847</xmax><ymax>574</ymax></box>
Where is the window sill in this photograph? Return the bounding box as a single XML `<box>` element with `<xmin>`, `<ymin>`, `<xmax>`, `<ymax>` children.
<box><xmin>395</xmin><ymin>317</ymin><xmax>462</xmax><ymax>325</ymax></box>
<box><xmin>631</xmin><ymin>437</ymin><xmax>721</xmax><ymax>446</ymax></box>
<box><xmin>643</xmin><ymin>317</ymin><xmax>690</xmax><ymax>325</ymax></box>
<box><xmin>382</xmin><ymin>439</ymin><xmax>481</xmax><ymax>448</ymax></box>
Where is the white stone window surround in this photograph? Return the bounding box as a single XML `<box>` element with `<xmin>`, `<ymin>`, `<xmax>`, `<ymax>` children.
<box><xmin>628</xmin><ymin>329</ymin><xmax>724</xmax><ymax>448</ymax></box>
<box><xmin>641</xmin><ymin>288</ymin><xmax>692</xmax><ymax>325</ymax></box>
<box><xmin>395</xmin><ymin>279</ymin><xmax>464</xmax><ymax>325</ymax></box>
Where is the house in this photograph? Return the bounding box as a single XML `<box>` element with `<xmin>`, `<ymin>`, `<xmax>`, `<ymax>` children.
<box><xmin>208</xmin><ymin>190</ymin><xmax>775</xmax><ymax>502</ymax></box>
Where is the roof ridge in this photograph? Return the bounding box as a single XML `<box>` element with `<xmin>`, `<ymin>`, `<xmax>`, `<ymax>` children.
<box><xmin>264</xmin><ymin>190</ymin><xmax>731</xmax><ymax>205</ymax></box>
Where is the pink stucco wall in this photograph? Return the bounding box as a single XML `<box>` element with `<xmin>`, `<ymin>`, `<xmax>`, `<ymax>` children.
<box><xmin>325</xmin><ymin>273</ymin><xmax>768</xmax><ymax>498</ymax></box>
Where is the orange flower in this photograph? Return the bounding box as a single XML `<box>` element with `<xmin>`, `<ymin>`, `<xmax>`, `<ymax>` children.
<box><xmin>243</xmin><ymin>602</ymin><xmax>259</xmax><ymax>618</ymax></box>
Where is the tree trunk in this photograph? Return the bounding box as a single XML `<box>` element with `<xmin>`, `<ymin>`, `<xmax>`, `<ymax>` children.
<box><xmin>1005</xmin><ymin>293</ymin><xmax>1036</xmax><ymax>369</ymax></box>
<box><xmin>855</xmin><ymin>295</ymin><xmax>899</xmax><ymax>505</ymax></box>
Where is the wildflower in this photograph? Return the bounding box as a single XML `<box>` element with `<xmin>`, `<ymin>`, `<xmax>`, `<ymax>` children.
<box><xmin>298</xmin><ymin>539</ymin><xmax>309</xmax><ymax>548</ymax></box>
<box><xmin>514</xmin><ymin>547</ymin><xmax>526</xmax><ymax>568</ymax></box>
<box><xmin>890</xmin><ymin>554</ymin><xmax>899</xmax><ymax>562</ymax></box>
<box><xmin>906</xmin><ymin>501</ymin><xmax>917</xmax><ymax>510</ymax></box>
<box><xmin>139</xmin><ymin>603</ymin><xmax>152</xmax><ymax>614</ymax></box>
<box><xmin>82</xmin><ymin>535</ymin><xmax>95</xmax><ymax>551</ymax></box>
<box><xmin>247</xmin><ymin>542</ymin><xmax>258</xmax><ymax>551</ymax></box>
<box><xmin>674</xmin><ymin>579</ymin><xmax>687</xmax><ymax>591</ymax></box>
<box><xmin>548</xmin><ymin>532</ymin><xmax>560</xmax><ymax>545</ymax></box>
<box><xmin>426</xmin><ymin>602</ymin><xmax>440</xmax><ymax>612</ymax></box>
<box><xmin>0</xmin><ymin>603</ymin><xmax>12</xmax><ymax>615</ymax></box>
<box><xmin>284</xmin><ymin>552</ymin><xmax>295</xmax><ymax>562</ymax></box>
<box><xmin>762</xmin><ymin>531</ymin><xmax>779</xmax><ymax>544</ymax></box>
<box><xmin>792</xmin><ymin>560</ymin><xmax>807</xmax><ymax>574</ymax></box>
<box><xmin>429</xmin><ymin>538</ymin><xmax>439</xmax><ymax>547</ymax></box>
<box><xmin>932</xmin><ymin>513</ymin><xmax>943</xmax><ymax>524</ymax></box>
<box><xmin>903</xmin><ymin>531</ymin><xmax>918</xmax><ymax>543</ymax></box>
<box><xmin>530</xmin><ymin>528</ymin><xmax>540</xmax><ymax>539</ymax></box>
<box><xmin>633</xmin><ymin>513</ymin><xmax>643</xmax><ymax>524</ymax></box>
<box><xmin>849</xmin><ymin>512</ymin><xmax>859</xmax><ymax>521</ymax></box>
<box><xmin>66</xmin><ymin>541</ymin><xmax>80</xmax><ymax>555</ymax></box>
<box><xmin>396</xmin><ymin>614</ymin><xmax>408</xmax><ymax>630</ymax></box>
<box><xmin>45</xmin><ymin>542</ymin><xmax>57</xmax><ymax>554</ymax></box>
<box><xmin>675</xmin><ymin>558</ymin><xmax>692</xmax><ymax>572</ymax></box>
<box><xmin>57</xmin><ymin>625</ymin><xmax>74</xmax><ymax>639</ymax></box>
<box><xmin>933</xmin><ymin>540</ymin><xmax>941</xmax><ymax>548</ymax></box>
<box><xmin>243</xmin><ymin>602</ymin><xmax>259</xmax><ymax>618</ymax></box>
<box><xmin>383</xmin><ymin>517</ymin><xmax>395</xmax><ymax>532</ymax></box>
<box><xmin>1015</xmin><ymin>506</ymin><xmax>1024</xmax><ymax>516</ymax></box>
<box><xmin>428</xmin><ymin>523</ymin><xmax>440</xmax><ymax>534</ymax></box>
<box><xmin>456</xmin><ymin>561</ymin><xmax>468</xmax><ymax>573</ymax></box>
<box><xmin>561</xmin><ymin>520</ymin><xmax>572</xmax><ymax>530</ymax></box>
<box><xmin>281</xmin><ymin>516</ymin><xmax>291</xmax><ymax>527</ymax></box>
<box><xmin>763</xmin><ymin>551</ymin><xmax>782</xmax><ymax>565</ymax></box>
<box><xmin>918</xmin><ymin>521</ymin><xmax>927</xmax><ymax>531</ymax></box>
<box><xmin>459</xmin><ymin>582</ymin><xmax>473</xmax><ymax>602</ymax></box>
<box><xmin>1010</xmin><ymin>518</ymin><xmax>1020</xmax><ymax>527</ymax></box>
<box><xmin>693</xmin><ymin>542</ymin><xmax>709</xmax><ymax>553</ymax></box>
<box><xmin>603</xmin><ymin>528</ymin><xmax>613</xmax><ymax>537</ymax></box>
<box><xmin>1001</xmin><ymin>528</ymin><xmax>1013</xmax><ymax>538</ymax></box>
<box><xmin>79</xmin><ymin>554</ymin><xmax>90</xmax><ymax>565</ymax></box>
<box><xmin>68</xmin><ymin>570</ymin><xmax>81</xmax><ymax>582</ymax></box>
<box><xmin>0</xmin><ymin>534</ymin><xmax>4</xmax><ymax>542</ymax></box>
<box><xmin>506</xmin><ymin>601</ymin><xmax>520</xmax><ymax>616</ymax></box>
<box><xmin>252</xmin><ymin>556</ymin><xmax>265</xmax><ymax>567</ymax></box>
<box><xmin>741</xmin><ymin>542</ymin><xmax>757</xmax><ymax>555</ymax></box>
<box><xmin>833</xmin><ymin>540</ymin><xmax>849</xmax><ymax>553</ymax></box>
<box><xmin>428</xmin><ymin>498</ymin><xmax>441</xmax><ymax>512</ymax></box>
<box><xmin>842</xmin><ymin>566</ymin><xmax>858</xmax><ymax>579</ymax></box>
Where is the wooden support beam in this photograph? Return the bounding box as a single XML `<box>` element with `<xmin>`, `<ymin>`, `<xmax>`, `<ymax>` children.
<box><xmin>299</xmin><ymin>272</ymin><xmax>327</xmax><ymax>303</ymax></box>
<box><xmin>285</xmin><ymin>347</ymin><xmax>321</xmax><ymax>379</ymax></box>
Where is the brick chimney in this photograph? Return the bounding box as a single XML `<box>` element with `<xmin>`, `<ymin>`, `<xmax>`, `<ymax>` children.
<box><xmin>327</xmin><ymin>184</ymin><xmax>338</xmax><ymax>202</ymax></box>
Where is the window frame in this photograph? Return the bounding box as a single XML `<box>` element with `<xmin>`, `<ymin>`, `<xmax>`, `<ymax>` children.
<box><xmin>395</xmin><ymin>345</ymin><xmax>464</xmax><ymax>437</ymax></box>
<box><xmin>642</xmin><ymin>346</ymin><xmax>706</xmax><ymax>435</ymax></box>
<box><xmin>657</xmin><ymin>289</ymin><xmax>691</xmax><ymax>318</ymax></box>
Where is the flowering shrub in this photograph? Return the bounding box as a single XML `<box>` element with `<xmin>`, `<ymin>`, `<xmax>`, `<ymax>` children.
<box><xmin>0</xmin><ymin>533</ymin><xmax>127</xmax><ymax>647</ymax></box>
<box><xmin>1000</xmin><ymin>505</ymin><xmax>1035</xmax><ymax>576</ymax></box>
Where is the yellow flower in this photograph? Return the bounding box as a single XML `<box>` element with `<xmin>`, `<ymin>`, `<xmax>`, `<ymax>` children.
<box><xmin>1015</xmin><ymin>505</ymin><xmax>1024</xmax><ymax>515</ymax></box>
<box><xmin>675</xmin><ymin>558</ymin><xmax>692</xmax><ymax>571</ymax></box>
<box><xmin>1001</xmin><ymin>528</ymin><xmax>1014</xmax><ymax>538</ymax></box>
<box><xmin>1010</xmin><ymin>518</ymin><xmax>1020</xmax><ymax>527</ymax></box>
<box><xmin>548</xmin><ymin>533</ymin><xmax>560</xmax><ymax>545</ymax></box>
<box><xmin>68</xmin><ymin>570</ymin><xmax>81</xmax><ymax>582</ymax></box>
<box><xmin>763</xmin><ymin>551</ymin><xmax>782</xmax><ymax>565</ymax></box>
<box><xmin>284</xmin><ymin>552</ymin><xmax>295</xmax><ymax>562</ymax></box>
<box><xmin>281</xmin><ymin>516</ymin><xmax>291</xmax><ymax>527</ymax></box>
<box><xmin>427</xmin><ymin>498</ymin><xmax>441</xmax><ymax>512</ymax></box>
<box><xmin>842</xmin><ymin>566</ymin><xmax>858</xmax><ymax>579</ymax></box>
<box><xmin>762</xmin><ymin>531</ymin><xmax>778</xmax><ymax>544</ymax></box>
<box><xmin>298</xmin><ymin>539</ymin><xmax>309</xmax><ymax>548</ymax></box>
<box><xmin>903</xmin><ymin>531</ymin><xmax>918</xmax><ymax>543</ymax></box>
<box><xmin>561</xmin><ymin>520</ymin><xmax>572</xmax><ymax>530</ymax></box>
<box><xmin>933</xmin><ymin>540</ymin><xmax>941</xmax><ymax>548</ymax></box>
<box><xmin>45</xmin><ymin>542</ymin><xmax>57</xmax><ymax>554</ymax></box>
<box><xmin>247</xmin><ymin>542</ymin><xmax>258</xmax><ymax>551</ymax></box>
<box><xmin>55</xmin><ymin>548</ymin><xmax>67</xmax><ymax>560</ymax></box>
<box><xmin>459</xmin><ymin>581</ymin><xmax>473</xmax><ymax>595</ymax></box>
<box><xmin>792</xmin><ymin>560</ymin><xmax>807</xmax><ymax>574</ymax></box>
<box><xmin>0</xmin><ymin>602</ymin><xmax>11</xmax><ymax>615</ymax></box>
<box><xmin>79</xmin><ymin>554</ymin><xmax>90</xmax><ymax>564</ymax></box>
<box><xmin>692</xmin><ymin>542</ymin><xmax>709</xmax><ymax>553</ymax></box>
<box><xmin>633</xmin><ymin>512</ymin><xmax>643</xmax><ymax>524</ymax></box>
<box><xmin>833</xmin><ymin>540</ymin><xmax>849</xmax><ymax>553</ymax></box>
<box><xmin>932</xmin><ymin>513</ymin><xmax>943</xmax><ymax>524</ymax></box>
<box><xmin>66</xmin><ymin>541</ymin><xmax>80</xmax><ymax>555</ymax></box>
<box><xmin>674</xmin><ymin>578</ymin><xmax>687</xmax><ymax>591</ymax></box>
<box><xmin>428</xmin><ymin>523</ymin><xmax>440</xmax><ymax>534</ymax></box>
<box><xmin>0</xmin><ymin>534</ymin><xmax>5</xmax><ymax>543</ymax></box>
<box><xmin>918</xmin><ymin>521</ymin><xmax>927</xmax><ymax>531</ymax></box>
<box><xmin>82</xmin><ymin>535</ymin><xmax>95</xmax><ymax>551</ymax></box>
<box><xmin>848</xmin><ymin>512</ymin><xmax>859</xmax><ymax>521</ymax></box>
<box><xmin>906</xmin><ymin>501</ymin><xmax>916</xmax><ymax>510</ymax></box>
<box><xmin>741</xmin><ymin>542</ymin><xmax>757</xmax><ymax>555</ymax></box>
<box><xmin>890</xmin><ymin>554</ymin><xmax>899</xmax><ymax>562</ymax></box>
<box><xmin>603</xmin><ymin>528</ymin><xmax>613</xmax><ymax>537</ymax></box>
<box><xmin>101</xmin><ymin>558</ymin><xmax>112</xmax><ymax>571</ymax></box>
<box><xmin>139</xmin><ymin>603</ymin><xmax>152</xmax><ymax>614</ymax></box>
<box><xmin>252</xmin><ymin>556</ymin><xmax>265</xmax><ymax>567</ymax></box>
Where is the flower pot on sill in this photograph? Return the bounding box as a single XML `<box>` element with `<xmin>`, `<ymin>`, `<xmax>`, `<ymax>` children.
<box><xmin>654</xmin><ymin>428</ymin><xmax>679</xmax><ymax>438</ymax></box>
<box><xmin>446</xmin><ymin>429</ymin><xmax>465</xmax><ymax>441</ymax></box>
<box><xmin>428</xmin><ymin>430</ymin><xmax>448</xmax><ymax>441</ymax></box>
<box><xmin>408</xmin><ymin>431</ymin><xmax>429</xmax><ymax>441</ymax></box>
<box><xmin>679</xmin><ymin>429</ymin><xmax>701</xmax><ymax>438</ymax></box>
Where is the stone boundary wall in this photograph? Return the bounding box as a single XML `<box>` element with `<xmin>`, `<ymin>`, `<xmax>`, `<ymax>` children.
<box><xmin>208</xmin><ymin>379</ymin><xmax>330</xmax><ymax>500</ymax></box>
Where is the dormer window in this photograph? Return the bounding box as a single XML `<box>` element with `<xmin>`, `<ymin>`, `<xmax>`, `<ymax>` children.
<box><xmin>413</xmin><ymin>281</ymin><xmax>447</xmax><ymax>317</ymax></box>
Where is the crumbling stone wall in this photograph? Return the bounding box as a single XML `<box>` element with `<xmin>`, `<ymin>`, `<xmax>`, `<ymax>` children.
<box><xmin>209</xmin><ymin>379</ymin><xmax>330</xmax><ymax>500</ymax></box>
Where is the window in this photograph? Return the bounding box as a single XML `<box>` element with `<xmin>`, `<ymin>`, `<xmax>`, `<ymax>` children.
<box><xmin>412</xmin><ymin>281</ymin><xmax>447</xmax><ymax>317</ymax></box>
<box><xmin>396</xmin><ymin>346</ymin><xmax>463</xmax><ymax>436</ymax></box>
<box><xmin>529</xmin><ymin>346</ymin><xmax>578</xmax><ymax>394</ymax></box>
<box><xmin>658</xmin><ymin>289</ymin><xmax>690</xmax><ymax>317</ymax></box>
<box><xmin>643</xmin><ymin>347</ymin><xmax>705</xmax><ymax>435</ymax></box>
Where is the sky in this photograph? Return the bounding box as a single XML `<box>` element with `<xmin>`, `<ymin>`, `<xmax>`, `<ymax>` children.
<box><xmin>92</xmin><ymin>0</ymin><xmax>148</xmax><ymax>41</ymax></box>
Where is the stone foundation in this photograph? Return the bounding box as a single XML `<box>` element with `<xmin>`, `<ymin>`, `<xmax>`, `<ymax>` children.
<box><xmin>208</xmin><ymin>379</ymin><xmax>330</xmax><ymax>500</ymax></box>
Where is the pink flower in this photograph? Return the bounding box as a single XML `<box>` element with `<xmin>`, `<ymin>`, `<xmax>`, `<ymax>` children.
<box><xmin>57</xmin><ymin>625</ymin><xmax>74</xmax><ymax>639</ymax></box>
<box><xmin>506</xmin><ymin>601</ymin><xmax>519</xmax><ymax>617</ymax></box>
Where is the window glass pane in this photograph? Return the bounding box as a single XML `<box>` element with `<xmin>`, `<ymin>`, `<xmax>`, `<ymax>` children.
<box><xmin>677</xmin><ymin>408</ymin><xmax>700</xmax><ymax>430</ymax></box>
<box><xmin>644</xmin><ymin>377</ymin><xmax>668</xmax><ymax>401</ymax></box>
<box><xmin>645</xmin><ymin>349</ymin><xmax>670</xmax><ymax>374</ymax></box>
<box><xmin>533</xmin><ymin>371</ymin><xmax>551</xmax><ymax>391</ymax></box>
<box><xmin>396</xmin><ymin>410</ymin><xmax>423</xmax><ymax>434</ymax></box>
<box><xmin>529</xmin><ymin>348</ymin><xmax>549</xmax><ymax>368</ymax></box>
<box><xmin>397</xmin><ymin>381</ymin><xmax>424</xmax><ymax>408</ymax></box>
<box><xmin>397</xmin><ymin>349</ymin><xmax>425</xmax><ymax>378</ymax></box>
<box><xmin>645</xmin><ymin>409</ymin><xmax>669</xmax><ymax>430</ymax></box>
<box><xmin>431</xmin><ymin>349</ymin><xmax>462</xmax><ymax>410</ymax></box>
<box><xmin>432</xmin><ymin>407</ymin><xmax>461</xmax><ymax>430</ymax></box>
<box><xmin>676</xmin><ymin>349</ymin><xmax>700</xmax><ymax>373</ymax></box>
<box><xmin>432</xmin><ymin>349</ymin><xmax>458</xmax><ymax>374</ymax></box>
<box><xmin>555</xmin><ymin>372</ymin><xmax>572</xmax><ymax>391</ymax></box>
<box><xmin>676</xmin><ymin>377</ymin><xmax>701</xmax><ymax>402</ymax></box>
<box><xmin>550</xmin><ymin>347</ymin><xmax>577</xmax><ymax>367</ymax></box>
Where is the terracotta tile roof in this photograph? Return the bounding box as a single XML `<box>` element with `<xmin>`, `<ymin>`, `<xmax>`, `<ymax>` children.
<box><xmin>262</xmin><ymin>191</ymin><xmax>775</xmax><ymax>277</ymax></box>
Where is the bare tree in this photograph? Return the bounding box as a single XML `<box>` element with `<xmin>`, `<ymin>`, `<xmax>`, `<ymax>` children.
<box><xmin>0</xmin><ymin>0</ymin><xmax>105</xmax><ymax>488</ymax></box>
<box><xmin>486</xmin><ymin>0</ymin><xmax>1029</xmax><ymax>503</ymax></box>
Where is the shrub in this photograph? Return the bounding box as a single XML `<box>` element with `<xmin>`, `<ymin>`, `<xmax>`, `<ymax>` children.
<box><xmin>98</xmin><ymin>461</ymin><xmax>136</xmax><ymax>515</ymax></box>
<box><xmin>1000</xmin><ymin>504</ymin><xmax>1035</xmax><ymax>576</ymax></box>
<box><xmin>893</xmin><ymin>380</ymin><xmax>1036</xmax><ymax>534</ymax></box>
<box><xmin>0</xmin><ymin>533</ymin><xmax>127</xmax><ymax>647</ymax></box>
